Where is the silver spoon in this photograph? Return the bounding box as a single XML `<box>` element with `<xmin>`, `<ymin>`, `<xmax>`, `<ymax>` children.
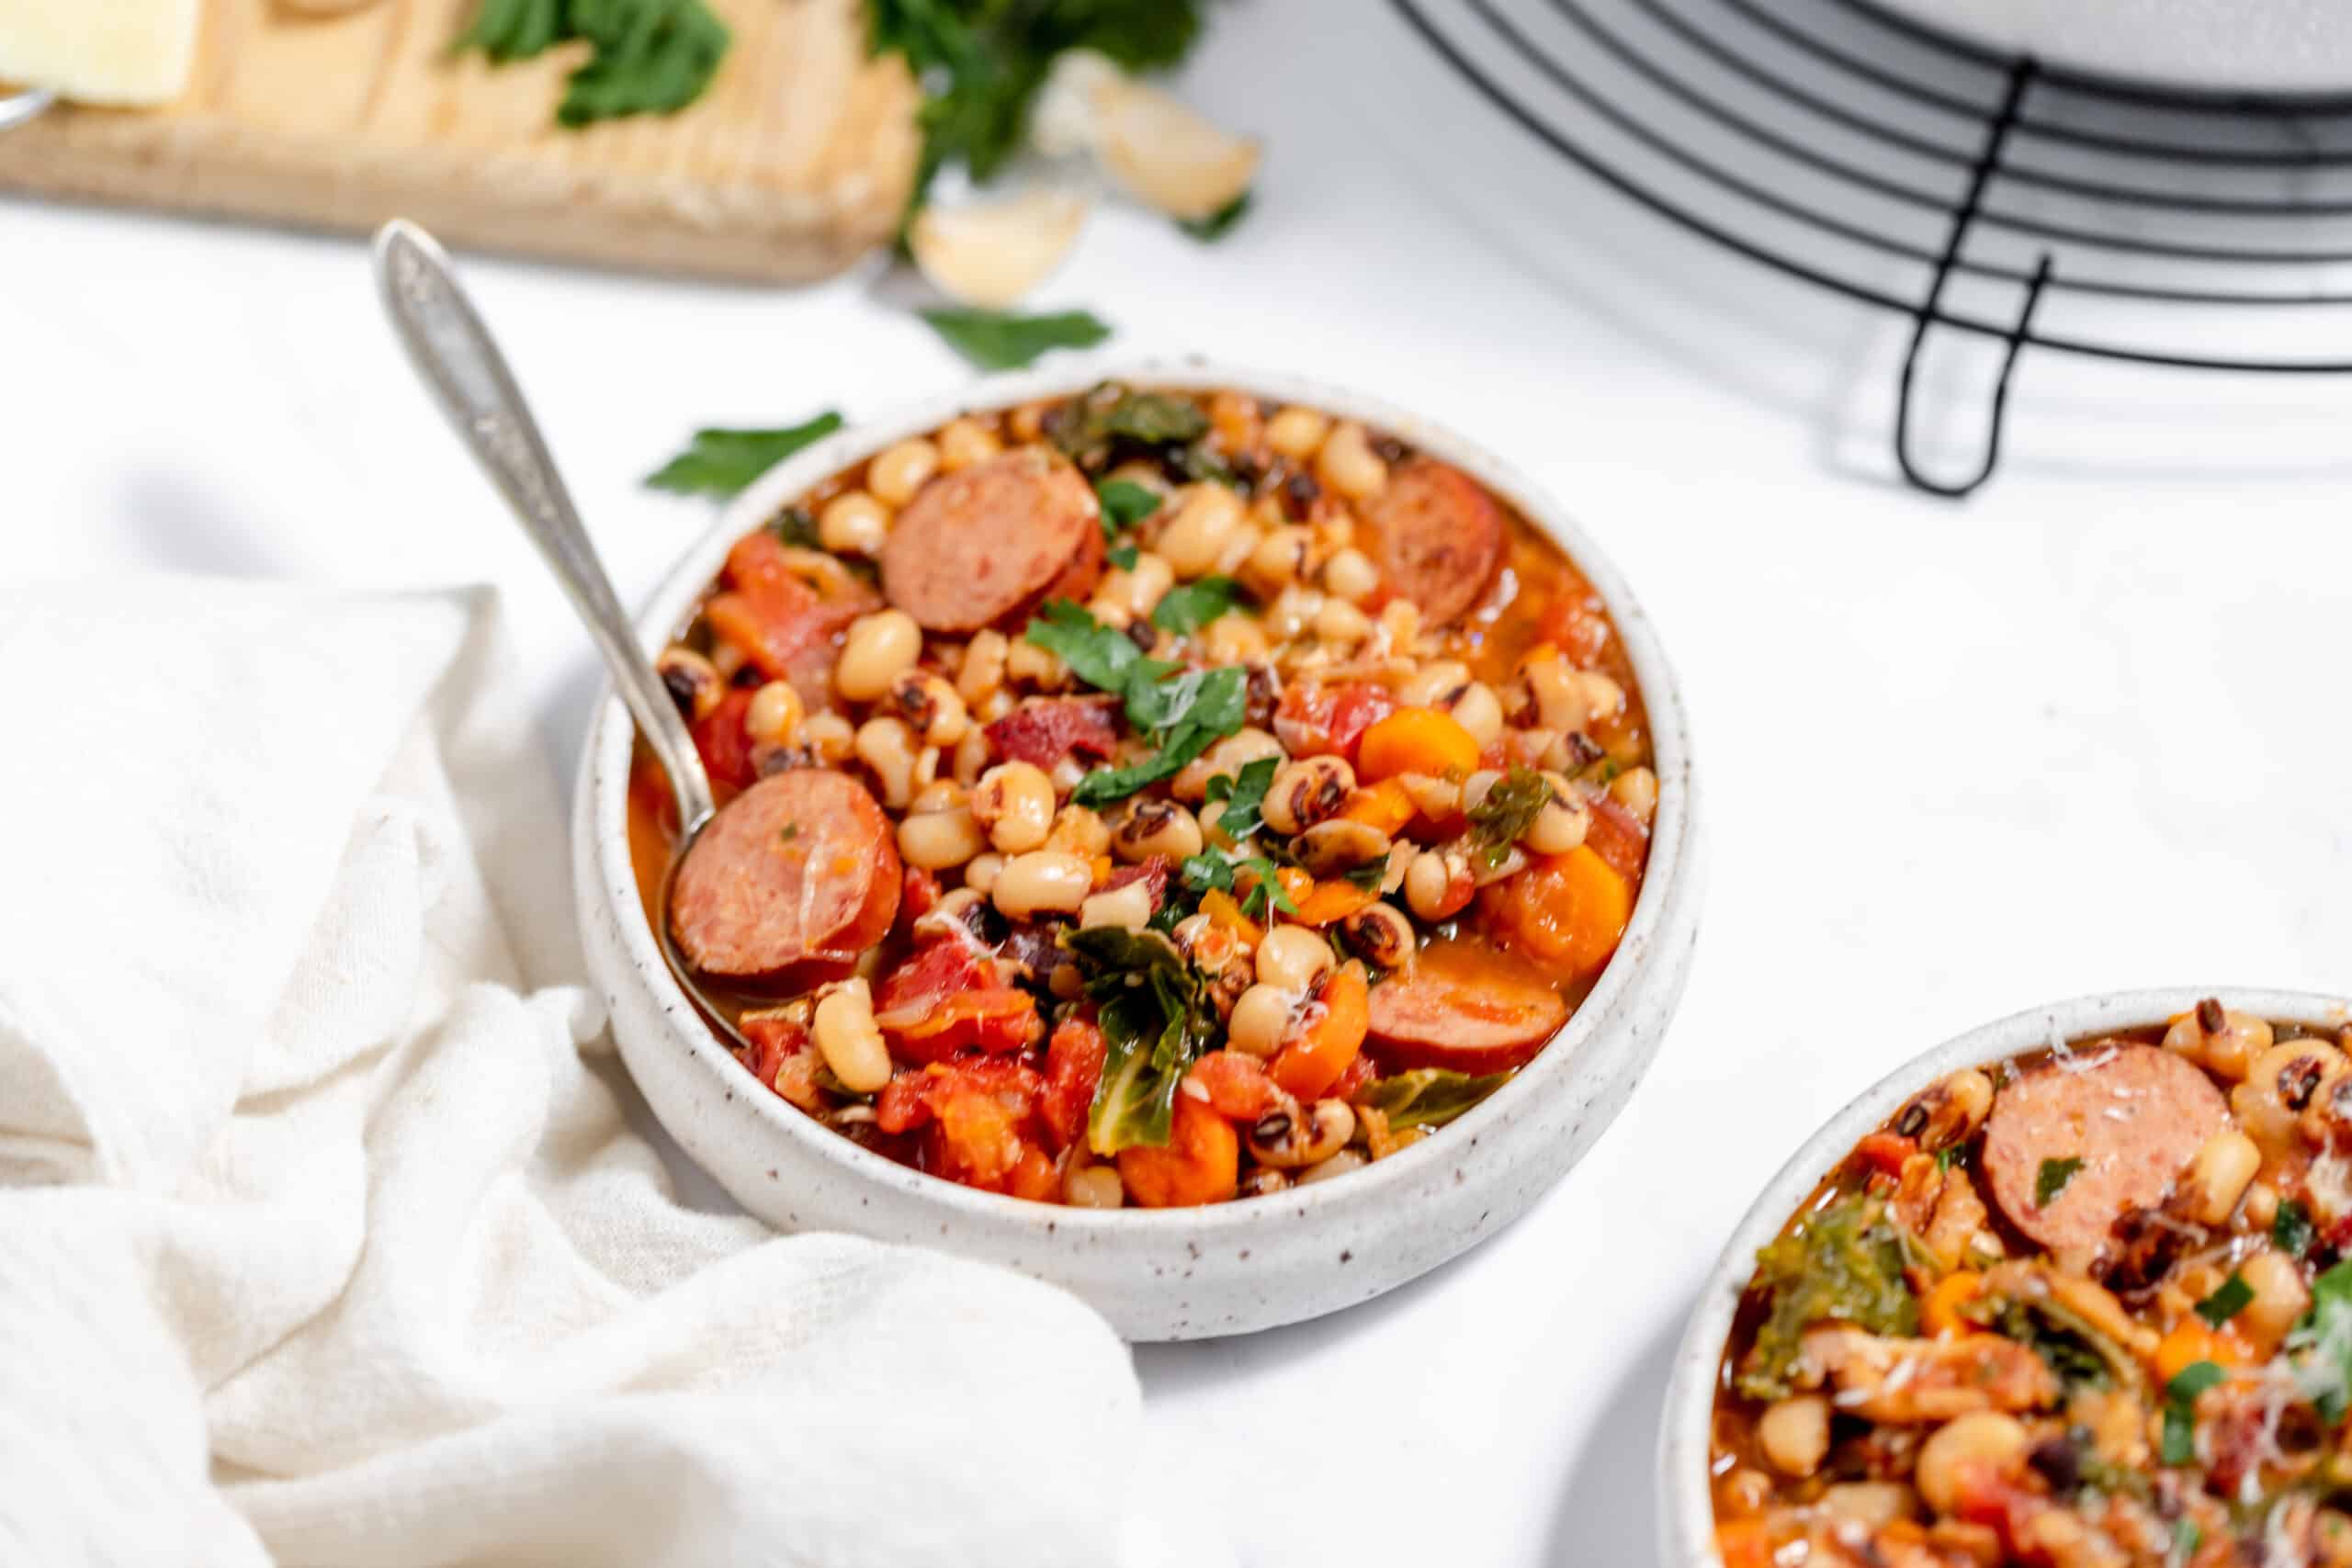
<box><xmin>0</xmin><ymin>86</ymin><xmax>54</xmax><ymax>132</ymax></box>
<box><xmin>371</xmin><ymin>218</ymin><xmax>747</xmax><ymax>1048</ymax></box>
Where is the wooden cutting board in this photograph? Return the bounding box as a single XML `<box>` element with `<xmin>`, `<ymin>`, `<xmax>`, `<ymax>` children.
<box><xmin>0</xmin><ymin>0</ymin><xmax>921</xmax><ymax>283</ymax></box>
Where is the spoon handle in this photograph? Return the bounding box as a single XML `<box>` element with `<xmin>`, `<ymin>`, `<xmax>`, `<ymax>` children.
<box><xmin>372</xmin><ymin>219</ymin><xmax>715</xmax><ymax>835</ymax></box>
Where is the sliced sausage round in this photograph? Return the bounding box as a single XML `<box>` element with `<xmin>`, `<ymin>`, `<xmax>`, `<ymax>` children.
<box><xmin>1980</xmin><ymin>1043</ymin><xmax>2228</xmax><ymax>1258</ymax></box>
<box><xmin>879</xmin><ymin>448</ymin><xmax>1102</xmax><ymax>633</ymax></box>
<box><xmin>1361</xmin><ymin>457</ymin><xmax>1505</xmax><ymax>626</ymax></box>
<box><xmin>668</xmin><ymin>769</ymin><xmax>902</xmax><ymax>980</ymax></box>
<box><xmin>1365</xmin><ymin>937</ymin><xmax>1568</xmax><ymax>1074</ymax></box>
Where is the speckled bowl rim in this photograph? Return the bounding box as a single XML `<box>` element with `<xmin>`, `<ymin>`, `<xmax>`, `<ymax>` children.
<box><xmin>581</xmin><ymin>355</ymin><xmax>1699</xmax><ymax>1245</ymax></box>
<box><xmin>1657</xmin><ymin>986</ymin><xmax>2352</xmax><ymax>1568</ymax></box>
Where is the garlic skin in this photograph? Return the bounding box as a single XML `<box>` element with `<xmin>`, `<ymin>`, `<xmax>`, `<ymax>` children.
<box><xmin>909</xmin><ymin>188</ymin><xmax>1091</xmax><ymax>309</ymax></box>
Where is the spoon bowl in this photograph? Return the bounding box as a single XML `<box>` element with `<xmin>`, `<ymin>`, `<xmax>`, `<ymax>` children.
<box><xmin>371</xmin><ymin>218</ymin><xmax>752</xmax><ymax>1050</ymax></box>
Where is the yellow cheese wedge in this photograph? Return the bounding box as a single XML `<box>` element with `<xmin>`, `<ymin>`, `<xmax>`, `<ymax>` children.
<box><xmin>0</xmin><ymin>0</ymin><xmax>201</xmax><ymax>107</ymax></box>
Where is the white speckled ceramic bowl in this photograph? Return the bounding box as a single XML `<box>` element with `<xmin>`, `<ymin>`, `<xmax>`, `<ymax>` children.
<box><xmin>574</xmin><ymin>359</ymin><xmax>1704</xmax><ymax>1341</ymax></box>
<box><xmin>1658</xmin><ymin>987</ymin><xmax>2352</xmax><ymax>1565</ymax></box>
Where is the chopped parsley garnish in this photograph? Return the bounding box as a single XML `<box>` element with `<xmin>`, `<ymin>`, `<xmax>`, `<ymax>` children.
<box><xmin>2160</xmin><ymin>1360</ymin><xmax>2223</xmax><ymax>1465</ymax></box>
<box><xmin>1203</xmin><ymin>757</ymin><xmax>1275</xmax><ymax>841</ymax></box>
<box><xmin>920</xmin><ymin>307</ymin><xmax>1112</xmax><ymax>371</ymax></box>
<box><xmin>1178</xmin><ymin>190</ymin><xmax>1252</xmax><ymax>243</ymax></box>
<box><xmin>777</xmin><ymin>824</ymin><xmax>799</xmax><ymax>844</ymax></box>
<box><xmin>1340</xmin><ymin>859</ymin><xmax>1388</xmax><ymax>893</ymax></box>
<box><xmin>1934</xmin><ymin>1145</ymin><xmax>1961</xmax><ymax>1173</ymax></box>
<box><xmin>1107</xmin><ymin>543</ymin><xmax>1140</xmax><ymax>570</ymax></box>
<box><xmin>2171</xmin><ymin>1519</ymin><xmax>2200</xmax><ymax>1564</ymax></box>
<box><xmin>1736</xmin><ymin>1192</ymin><xmax>1917</xmax><ymax>1402</ymax></box>
<box><xmin>2035</xmin><ymin>1156</ymin><xmax>2085</xmax><ymax>1208</ymax></box>
<box><xmin>1464</xmin><ymin>767</ymin><xmax>1552</xmax><ymax>870</ymax></box>
<box><xmin>1151</xmin><ymin>576</ymin><xmax>1245</xmax><ymax>636</ymax></box>
<box><xmin>1177</xmin><ymin>852</ymin><xmax>1295</xmax><ymax>920</ymax></box>
<box><xmin>2194</xmin><ymin>1273</ymin><xmax>2253</xmax><ymax>1328</ymax></box>
<box><xmin>1023</xmin><ymin>601</ymin><xmax>1247</xmax><ymax>807</ymax></box>
<box><xmin>1095</xmin><ymin>478</ymin><xmax>1163</xmax><ymax>532</ymax></box>
<box><xmin>1046</xmin><ymin>384</ymin><xmax>1212</xmax><ymax>471</ymax></box>
<box><xmin>1356</xmin><ymin>1068</ymin><xmax>1513</xmax><ymax>1132</ymax></box>
<box><xmin>458</xmin><ymin>0</ymin><xmax>731</xmax><ymax>127</ymax></box>
<box><xmin>646</xmin><ymin>412</ymin><xmax>843</xmax><ymax>498</ymax></box>
<box><xmin>2289</xmin><ymin>1258</ymin><xmax>2352</xmax><ymax>1421</ymax></box>
<box><xmin>2276</xmin><ymin>1198</ymin><xmax>2314</xmax><ymax>1258</ymax></box>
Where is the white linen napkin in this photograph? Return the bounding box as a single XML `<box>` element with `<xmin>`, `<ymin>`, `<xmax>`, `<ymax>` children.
<box><xmin>0</xmin><ymin>581</ymin><xmax>1145</xmax><ymax>1568</ymax></box>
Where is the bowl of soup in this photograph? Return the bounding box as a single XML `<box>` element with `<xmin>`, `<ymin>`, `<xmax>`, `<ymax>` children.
<box><xmin>575</xmin><ymin>361</ymin><xmax>1703</xmax><ymax>1339</ymax></box>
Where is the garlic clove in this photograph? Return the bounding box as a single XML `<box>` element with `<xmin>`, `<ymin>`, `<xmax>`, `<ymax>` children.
<box><xmin>1092</xmin><ymin>78</ymin><xmax>1260</xmax><ymax>220</ymax></box>
<box><xmin>1030</xmin><ymin>49</ymin><xmax>1123</xmax><ymax>159</ymax></box>
<box><xmin>909</xmin><ymin>187</ymin><xmax>1091</xmax><ymax>310</ymax></box>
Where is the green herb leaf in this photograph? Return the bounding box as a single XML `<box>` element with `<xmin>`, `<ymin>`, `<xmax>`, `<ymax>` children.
<box><xmin>458</xmin><ymin>0</ymin><xmax>731</xmax><ymax>127</ymax></box>
<box><xmin>1355</xmin><ymin>1068</ymin><xmax>1511</xmax><ymax>1132</ymax></box>
<box><xmin>2290</xmin><ymin>1258</ymin><xmax>2352</xmax><ymax>1421</ymax></box>
<box><xmin>1736</xmin><ymin>1192</ymin><xmax>1918</xmax><ymax>1401</ymax></box>
<box><xmin>1465</xmin><ymin>766</ymin><xmax>1553</xmax><ymax>870</ymax></box>
<box><xmin>1934</xmin><ymin>1145</ymin><xmax>1961</xmax><ymax>1173</ymax></box>
<box><xmin>1235</xmin><ymin>857</ymin><xmax>1295</xmax><ymax>920</ymax></box>
<box><xmin>1177</xmin><ymin>189</ymin><xmax>1252</xmax><ymax>243</ymax></box>
<box><xmin>1023</xmin><ymin>600</ymin><xmax>1147</xmax><ymax>694</ymax></box>
<box><xmin>1046</xmin><ymin>383</ymin><xmax>1212</xmax><ymax>471</ymax></box>
<box><xmin>1207</xmin><ymin>757</ymin><xmax>1275</xmax><ymax>841</ymax></box>
<box><xmin>1178</xmin><ymin>853</ymin><xmax>1233</xmax><ymax>896</ymax></box>
<box><xmin>2161</xmin><ymin>1360</ymin><xmax>2224</xmax><ymax>1465</ymax></box>
<box><xmin>1073</xmin><ymin>665</ymin><xmax>1248</xmax><ymax>807</ymax></box>
<box><xmin>865</xmin><ymin>0</ymin><xmax>1204</xmax><ymax>217</ymax></box>
<box><xmin>2277</xmin><ymin>1198</ymin><xmax>2314</xmax><ymax>1257</ymax></box>
<box><xmin>921</xmin><ymin>307</ymin><xmax>1111</xmax><ymax>371</ymax></box>
<box><xmin>1095</xmin><ymin>478</ymin><xmax>1163</xmax><ymax>530</ymax></box>
<box><xmin>646</xmin><ymin>412</ymin><xmax>844</xmax><ymax>498</ymax></box>
<box><xmin>1151</xmin><ymin>576</ymin><xmax>1245</xmax><ymax>637</ymax></box>
<box><xmin>2195</xmin><ymin>1273</ymin><xmax>2254</xmax><ymax>1328</ymax></box>
<box><xmin>1107</xmin><ymin>544</ymin><xmax>1139</xmax><ymax>570</ymax></box>
<box><xmin>2171</xmin><ymin>1519</ymin><xmax>2201</xmax><ymax>1565</ymax></box>
<box><xmin>778</xmin><ymin>824</ymin><xmax>799</xmax><ymax>843</ymax></box>
<box><xmin>1060</xmin><ymin>926</ymin><xmax>1211</xmax><ymax>1156</ymax></box>
<box><xmin>2036</xmin><ymin>1156</ymin><xmax>2085</xmax><ymax>1208</ymax></box>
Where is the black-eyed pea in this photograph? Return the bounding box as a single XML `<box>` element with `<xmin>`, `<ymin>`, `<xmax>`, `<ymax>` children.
<box><xmin>1213</xmin><ymin>523</ymin><xmax>1264</xmax><ymax>578</ymax></box>
<box><xmin>1238</xmin><ymin>1168</ymin><xmax>1292</xmax><ymax>1198</ymax></box>
<box><xmin>1396</xmin><ymin>771</ymin><xmax>1463</xmax><ymax>818</ymax></box>
<box><xmin>2236</xmin><ymin>1248</ymin><xmax>2311</xmax><ymax>1351</ymax></box>
<box><xmin>811</xmin><ymin>977</ymin><xmax>893</xmax><ymax>1095</ymax></box>
<box><xmin>952</xmin><ymin>726</ymin><xmax>991</xmax><ymax>786</ymax></box>
<box><xmin>1339</xmin><ymin>902</ymin><xmax>1415</xmax><ymax>971</ymax></box>
<box><xmin>710</xmin><ymin>640</ymin><xmax>748</xmax><ymax>682</ymax></box>
<box><xmin>1102</xmin><ymin>551</ymin><xmax>1176</xmax><ymax>620</ymax></box>
<box><xmin>2165</xmin><ymin>998</ymin><xmax>2275</xmax><ymax>1082</ymax></box>
<box><xmin>656</xmin><ymin>646</ymin><xmax>725</xmax><ymax>721</ymax></box>
<box><xmin>1449</xmin><ymin>682</ymin><xmax>1505</xmax><ymax>750</ymax></box>
<box><xmin>1248</xmin><ymin>1099</ymin><xmax>1354</xmax><ymax>1168</ymax></box>
<box><xmin>1891</xmin><ymin>1069</ymin><xmax>1995</xmax><ymax>1152</ymax></box>
<box><xmin>1521</xmin><ymin>772</ymin><xmax>1591</xmax><ymax>856</ymax></box>
<box><xmin>1005</xmin><ymin>636</ymin><xmax>1070</xmax><ymax>692</ymax></box>
<box><xmin>1264</xmin><ymin>405</ymin><xmax>1330</xmax><ymax>461</ymax></box>
<box><xmin>1757</xmin><ymin>1394</ymin><xmax>1831</xmax><ymax>1479</ymax></box>
<box><xmin>819</xmin><ymin>491</ymin><xmax>890</xmax><ymax>556</ymax></box>
<box><xmin>1113</xmin><ymin>798</ymin><xmax>1204</xmax><ymax>863</ymax></box>
<box><xmin>897</xmin><ymin>805</ymin><xmax>986</xmax><ymax>872</ymax></box>
<box><xmin>992</xmin><ymin>852</ymin><xmax>1093</xmax><ymax>919</ymax></box>
<box><xmin>2187</xmin><ymin>1128</ymin><xmax>2261</xmax><ymax>1225</ymax></box>
<box><xmin>1396</xmin><ymin>660</ymin><xmax>1472</xmax><ymax>709</ymax></box>
<box><xmin>972</xmin><ymin>761</ymin><xmax>1056</xmax><ymax>852</ymax></box>
<box><xmin>1297</xmin><ymin>818</ymin><xmax>1390</xmax><ymax>880</ymax></box>
<box><xmin>800</xmin><ymin>711</ymin><xmax>854</xmax><ymax>764</ymax></box>
<box><xmin>1202</xmin><ymin>615</ymin><xmax>1272</xmax><ymax>665</ymax></box>
<box><xmin>1819</xmin><ymin>1482</ymin><xmax>1917</xmax><ymax>1531</ymax></box>
<box><xmin>1315</xmin><ymin>596</ymin><xmax>1374</xmax><ymax>647</ymax></box>
<box><xmin>1006</xmin><ymin>401</ymin><xmax>1050</xmax><ymax>444</ymax></box>
<box><xmin>1227</xmin><ymin>983</ymin><xmax>1295</xmax><ymax>1058</ymax></box>
<box><xmin>1256</xmin><ymin>925</ymin><xmax>1336</xmax><ymax>990</ymax></box>
<box><xmin>956</xmin><ymin>628</ymin><xmax>1009</xmax><ymax>705</ymax></box>
<box><xmin>1461</xmin><ymin>769</ymin><xmax>1503</xmax><ymax>814</ymax></box>
<box><xmin>867</xmin><ymin>437</ymin><xmax>941</xmax><ymax>506</ymax></box>
<box><xmin>1158</xmin><ymin>485</ymin><xmax>1248</xmax><ymax>578</ymax></box>
<box><xmin>1064</xmin><ymin>1164</ymin><xmax>1125</xmax><ymax>1209</ymax></box>
<box><xmin>744</xmin><ymin>680</ymin><xmax>805</xmax><ymax>748</ymax></box>
<box><xmin>883</xmin><ymin>670</ymin><xmax>967</xmax><ymax>747</ymax></box>
<box><xmin>1262</xmin><ymin>755</ymin><xmax>1355</xmax><ymax>834</ymax></box>
<box><xmin>2246</xmin><ymin>1180</ymin><xmax>2280</xmax><ymax>1231</ymax></box>
<box><xmin>1264</xmin><ymin>584</ymin><xmax>1324</xmax><ymax>641</ymax></box>
<box><xmin>837</xmin><ymin>610</ymin><xmax>922</xmax><ymax>702</ymax></box>
<box><xmin>1315</xmin><ymin>421</ymin><xmax>1386</xmax><ymax>500</ymax></box>
<box><xmin>2237</xmin><ymin>1039</ymin><xmax>2351</xmax><ymax>1150</ymax></box>
<box><xmin>1046</xmin><ymin>803</ymin><xmax>1111</xmax><ymax>858</ymax></box>
<box><xmin>1577</xmin><ymin>671</ymin><xmax>1626</xmax><ymax>725</ymax></box>
<box><xmin>854</xmin><ymin>716</ymin><xmax>921</xmax><ymax>808</ymax></box>
<box><xmin>1320</xmin><ymin>547</ymin><xmax>1381</xmax><ymax>605</ymax></box>
<box><xmin>1295</xmin><ymin>1148</ymin><xmax>1368</xmax><ymax>1186</ymax></box>
<box><xmin>1916</xmin><ymin>1415</ymin><xmax>2027</xmax><ymax>1517</ymax></box>
<box><xmin>1080</xmin><ymin>879</ymin><xmax>1154</xmax><ymax>931</ymax></box>
<box><xmin>1519</xmin><ymin>651</ymin><xmax>1589</xmax><ymax>733</ymax></box>
<box><xmin>1244</xmin><ymin>525</ymin><xmax>1313</xmax><ymax>595</ymax></box>
<box><xmin>1083</xmin><ymin>593</ymin><xmax>1135</xmax><ymax>631</ymax></box>
<box><xmin>1611</xmin><ymin>765</ymin><xmax>1659</xmax><ymax>826</ymax></box>
<box><xmin>1048</xmin><ymin>755</ymin><xmax>1090</xmax><ymax>795</ymax></box>
<box><xmin>936</xmin><ymin>417</ymin><xmax>1001</xmax><ymax>471</ymax></box>
<box><xmin>965</xmin><ymin>852</ymin><xmax>1006</xmax><ymax>896</ymax></box>
<box><xmin>1405</xmin><ymin>846</ymin><xmax>1475</xmax><ymax>921</ymax></box>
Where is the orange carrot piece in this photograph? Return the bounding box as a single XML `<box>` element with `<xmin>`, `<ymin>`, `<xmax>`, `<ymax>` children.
<box><xmin>1356</xmin><ymin>707</ymin><xmax>1481</xmax><ymax>783</ymax></box>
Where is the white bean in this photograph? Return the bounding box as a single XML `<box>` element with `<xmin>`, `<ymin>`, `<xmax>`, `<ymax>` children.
<box><xmin>992</xmin><ymin>852</ymin><xmax>1093</xmax><ymax>919</ymax></box>
<box><xmin>812</xmin><ymin>978</ymin><xmax>892</xmax><ymax>1094</ymax></box>
<box><xmin>837</xmin><ymin>611</ymin><xmax>921</xmax><ymax>702</ymax></box>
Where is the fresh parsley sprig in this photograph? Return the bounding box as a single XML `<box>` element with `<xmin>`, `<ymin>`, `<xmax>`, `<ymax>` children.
<box><xmin>921</xmin><ymin>307</ymin><xmax>1112</xmax><ymax>371</ymax></box>
<box><xmin>1021</xmin><ymin>602</ymin><xmax>1247</xmax><ymax>807</ymax></box>
<box><xmin>455</xmin><ymin>0</ymin><xmax>731</xmax><ymax>127</ymax></box>
<box><xmin>645</xmin><ymin>412</ymin><xmax>844</xmax><ymax>498</ymax></box>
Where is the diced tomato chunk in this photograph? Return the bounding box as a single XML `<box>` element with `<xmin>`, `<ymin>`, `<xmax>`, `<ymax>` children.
<box><xmin>985</xmin><ymin>697</ymin><xmax>1121</xmax><ymax>770</ymax></box>
<box><xmin>1186</xmin><ymin>1051</ymin><xmax>1283</xmax><ymax>1122</ymax></box>
<box><xmin>923</xmin><ymin>1058</ymin><xmax>1048</xmax><ymax>1190</ymax></box>
<box><xmin>690</xmin><ymin>687</ymin><xmax>758</xmax><ymax>794</ymax></box>
<box><xmin>707</xmin><ymin>533</ymin><xmax>866</xmax><ymax>696</ymax></box>
<box><xmin>872</xmin><ymin>938</ymin><xmax>1045</xmax><ymax>1063</ymax></box>
<box><xmin>1116</xmin><ymin>1093</ymin><xmax>1238</xmax><ymax>1208</ymax></box>
<box><xmin>902</xmin><ymin>865</ymin><xmax>944</xmax><ymax>923</ymax></box>
<box><xmin>1536</xmin><ymin>590</ymin><xmax>1612</xmax><ymax>669</ymax></box>
<box><xmin>1855</xmin><ymin>1132</ymin><xmax>1917</xmax><ymax>1179</ymax></box>
<box><xmin>876</xmin><ymin>1068</ymin><xmax>933</xmax><ymax>1134</ymax></box>
<box><xmin>1043</xmin><ymin>1015</ymin><xmax>1108</xmax><ymax>1152</ymax></box>
<box><xmin>1101</xmin><ymin>856</ymin><xmax>1170</xmax><ymax>914</ymax></box>
<box><xmin>1273</xmin><ymin>681</ymin><xmax>1397</xmax><ymax>762</ymax></box>
<box><xmin>739</xmin><ymin>1009</ymin><xmax>822</xmax><ymax>1110</ymax></box>
<box><xmin>1585</xmin><ymin>795</ymin><xmax>1649</xmax><ymax>886</ymax></box>
<box><xmin>1330</xmin><ymin>1052</ymin><xmax>1378</xmax><ymax>1103</ymax></box>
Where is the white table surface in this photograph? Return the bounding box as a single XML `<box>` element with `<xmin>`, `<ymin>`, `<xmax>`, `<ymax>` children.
<box><xmin>8</xmin><ymin>6</ymin><xmax>2352</xmax><ymax>1565</ymax></box>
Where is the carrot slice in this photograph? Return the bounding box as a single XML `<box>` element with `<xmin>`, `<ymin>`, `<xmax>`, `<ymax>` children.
<box><xmin>1271</xmin><ymin>963</ymin><xmax>1370</xmax><ymax>1100</ymax></box>
<box><xmin>1356</xmin><ymin>707</ymin><xmax>1480</xmax><ymax>783</ymax></box>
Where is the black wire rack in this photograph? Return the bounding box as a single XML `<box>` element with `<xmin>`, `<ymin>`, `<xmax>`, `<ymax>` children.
<box><xmin>1390</xmin><ymin>0</ymin><xmax>2352</xmax><ymax>496</ymax></box>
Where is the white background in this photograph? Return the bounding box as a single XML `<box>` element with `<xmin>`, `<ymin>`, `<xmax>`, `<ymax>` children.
<box><xmin>6</xmin><ymin>5</ymin><xmax>2352</xmax><ymax>1565</ymax></box>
